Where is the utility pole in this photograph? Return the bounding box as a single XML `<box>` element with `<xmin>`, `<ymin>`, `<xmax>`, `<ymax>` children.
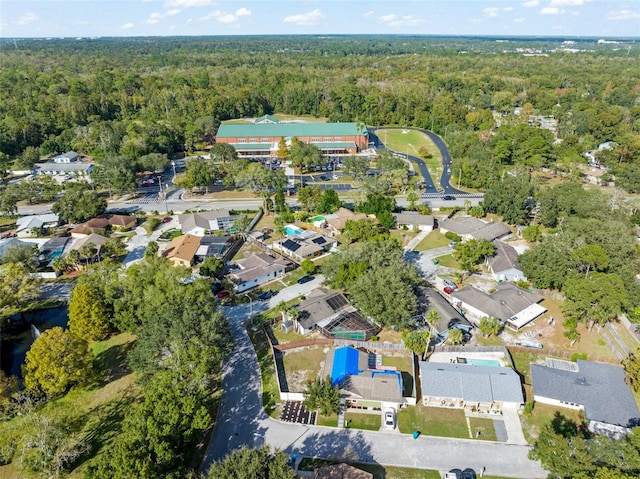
<box><xmin>157</xmin><ymin>175</ymin><xmax>168</xmax><ymax>214</ymax></box>
<box><xmin>458</xmin><ymin>168</ymin><xmax>462</xmax><ymax>189</ymax></box>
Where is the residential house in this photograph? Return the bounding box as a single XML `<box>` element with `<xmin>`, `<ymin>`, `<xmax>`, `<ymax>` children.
<box><xmin>178</xmin><ymin>210</ymin><xmax>239</xmax><ymax>236</ymax></box>
<box><xmin>487</xmin><ymin>241</ymin><xmax>526</xmax><ymax>282</ymax></box>
<box><xmin>584</xmin><ymin>141</ymin><xmax>617</xmax><ymax>166</ymax></box>
<box><xmin>450</xmin><ymin>282</ymin><xmax>546</xmax><ymax>331</ymax></box>
<box><xmin>52</xmin><ymin>151</ymin><xmax>81</xmax><ymax>163</ymax></box>
<box><xmin>228</xmin><ymin>253</ymin><xmax>291</xmax><ymax>293</ymax></box>
<box><xmin>215</xmin><ymin>122</ymin><xmax>368</xmax><ymax>158</ymax></box>
<box><xmin>323</xmin><ymin>346</ymin><xmax>405</xmax><ymax>409</ymax></box>
<box><xmin>324</xmin><ymin>207</ymin><xmax>368</xmax><ymax>235</ymax></box>
<box><xmin>531</xmin><ymin>359</ymin><xmax>640</xmax><ymax>438</ymax></box>
<box><xmin>0</xmin><ymin>238</ymin><xmax>36</xmax><ymax>260</ymax></box>
<box><xmin>419</xmin><ymin>287</ymin><xmax>472</xmax><ymax>344</ymax></box>
<box><xmin>314</xmin><ymin>463</ymin><xmax>373</xmax><ymax>479</ymax></box>
<box><xmin>419</xmin><ymin>361</ymin><xmax>524</xmax><ymax>411</ymax></box>
<box><xmin>104</xmin><ymin>214</ymin><xmax>136</xmax><ymax>231</ymax></box>
<box><xmin>70</xmin><ymin>222</ymin><xmax>107</xmax><ymax>238</ymax></box>
<box><xmin>15</xmin><ymin>213</ymin><xmax>60</xmax><ymax>238</ymax></box>
<box><xmin>68</xmin><ymin>233</ymin><xmax>108</xmax><ymax>256</ymax></box>
<box><xmin>195</xmin><ymin>235</ymin><xmax>237</xmax><ymax>262</ymax></box>
<box><xmin>392</xmin><ymin>212</ymin><xmax>435</xmax><ymax>232</ymax></box>
<box><xmin>273</xmin><ymin>231</ymin><xmax>336</xmax><ymax>262</ymax></box>
<box><xmin>440</xmin><ymin>217</ymin><xmax>511</xmax><ymax>242</ymax></box>
<box><xmin>292</xmin><ymin>288</ymin><xmax>380</xmax><ymax>340</ymax></box>
<box><xmin>161</xmin><ymin>234</ymin><xmax>201</xmax><ymax>267</ymax></box>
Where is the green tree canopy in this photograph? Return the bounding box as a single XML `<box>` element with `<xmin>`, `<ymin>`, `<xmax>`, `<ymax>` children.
<box><xmin>23</xmin><ymin>327</ymin><xmax>93</xmax><ymax>396</ymax></box>
<box><xmin>52</xmin><ymin>188</ymin><xmax>107</xmax><ymax>223</ymax></box>
<box><xmin>303</xmin><ymin>376</ymin><xmax>340</xmax><ymax>415</ymax></box>
<box><xmin>206</xmin><ymin>446</ymin><xmax>295</xmax><ymax>479</ymax></box>
<box><xmin>68</xmin><ymin>283</ymin><xmax>111</xmax><ymax>342</ymax></box>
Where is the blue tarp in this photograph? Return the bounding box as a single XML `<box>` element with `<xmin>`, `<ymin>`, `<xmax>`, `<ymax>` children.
<box><xmin>330</xmin><ymin>347</ymin><xmax>362</xmax><ymax>386</ymax></box>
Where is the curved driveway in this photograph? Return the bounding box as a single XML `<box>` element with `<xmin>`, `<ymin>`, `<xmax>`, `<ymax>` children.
<box><xmin>201</xmin><ymin>279</ymin><xmax>546</xmax><ymax>478</ymax></box>
<box><xmin>369</xmin><ymin>126</ymin><xmax>470</xmax><ymax>196</ymax></box>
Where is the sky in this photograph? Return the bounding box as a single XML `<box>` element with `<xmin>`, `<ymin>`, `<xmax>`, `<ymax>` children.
<box><xmin>1</xmin><ymin>0</ymin><xmax>639</xmax><ymax>39</ymax></box>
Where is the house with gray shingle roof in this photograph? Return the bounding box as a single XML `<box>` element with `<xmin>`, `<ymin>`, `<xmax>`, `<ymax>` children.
<box><xmin>229</xmin><ymin>253</ymin><xmax>291</xmax><ymax>293</ymax></box>
<box><xmin>487</xmin><ymin>240</ymin><xmax>525</xmax><ymax>282</ymax></box>
<box><xmin>393</xmin><ymin>212</ymin><xmax>435</xmax><ymax>232</ymax></box>
<box><xmin>419</xmin><ymin>361</ymin><xmax>524</xmax><ymax>410</ymax></box>
<box><xmin>178</xmin><ymin>210</ymin><xmax>239</xmax><ymax>236</ymax></box>
<box><xmin>531</xmin><ymin>359</ymin><xmax>640</xmax><ymax>438</ymax></box>
<box><xmin>440</xmin><ymin>216</ymin><xmax>511</xmax><ymax>242</ymax></box>
<box><xmin>450</xmin><ymin>282</ymin><xmax>546</xmax><ymax>330</ymax></box>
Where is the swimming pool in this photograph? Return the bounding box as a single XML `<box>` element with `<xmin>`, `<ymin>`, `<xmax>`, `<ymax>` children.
<box><xmin>467</xmin><ymin>359</ymin><xmax>502</xmax><ymax>367</ymax></box>
<box><xmin>284</xmin><ymin>225</ymin><xmax>304</xmax><ymax>237</ymax></box>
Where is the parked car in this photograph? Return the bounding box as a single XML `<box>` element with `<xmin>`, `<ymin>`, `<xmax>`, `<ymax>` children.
<box><xmin>297</xmin><ymin>275</ymin><xmax>315</xmax><ymax>284</ymax></box>
<box><xmin>383</xmin><ymin>407</ymin><xmax>396</xmax><ymax>430</ymax></box>
<box><xmin>462</xmin><ymin>469</ymin><xmax>477</xmax><ymax>479</ymax></box>
<box><xmin>448</xmin><ymin>241</ymin><xmax>458</xmax><ymax>248</ymax></box>
<box><xmin>332</xmin><ymin>174</ymin><xmax>339</xmax><ymax>180</ymax></box>
<box><xmin>443</xmin><ymin>279</ymin><xmax>458</xmax><ymax>289</ymax></box>
<box><xmin>445</xmin><ymin>470</ymin><xmax>463</xmax><ymax>479</ymax></box>
<box><xmin>257</xmin><ymin>290</ymin><xmax>275</xmax><ymax>301</ymax></box>
<box><xmin>162</xmin><ymin>216</ymin><xmax>172</xmax><ymax>223</ymax></box>
<box><xmin>443</xmin><ymin>286</ymin><xmax>454</xmax><ymax>295</ymax></box>
<box><xmin>442</xmin><ymin>195</ymin><xmax>456</xmax><ymax>200</ymax></box>
<box><xmin>216</xmin><ymin>290</ymin><xmax>230</xmax><ymax>299</ymax></box>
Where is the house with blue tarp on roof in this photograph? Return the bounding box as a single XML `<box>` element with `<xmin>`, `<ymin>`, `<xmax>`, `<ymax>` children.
<box><xmin>323</xmin><ymin>346</ymin><xmax>413</xmax><ymax>410</ymax></box>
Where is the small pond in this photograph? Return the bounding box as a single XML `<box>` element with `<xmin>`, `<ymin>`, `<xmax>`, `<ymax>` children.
<box><xmin>1</xmin><ymin>306</ymin><xmax>69</xmax><ymax>378</ymax></box>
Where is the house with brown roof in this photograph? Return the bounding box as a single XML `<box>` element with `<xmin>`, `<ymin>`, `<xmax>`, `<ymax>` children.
<box><xmin>324</xmin><ymin>207</ymin><xmax>368</xmax><ymax>234</ymax></box>
<box><xmin>104</xmin><ymin>214</ymin><xmax>136</xmax><ymax>231</ymax></box>
<box><xmin>487</xmin><ymin>241</ymin><xmax>525</xmax><ymax>282</ymax></box>
<box><xmin>70</xmin><ymin>223</ymin><xmax>107</xmax><ymax>238</ymax></box>
<box><xmin>228</xmin><ymin>253</ymin><xmax>291</xmax><ymax>292</ymax></box>
<box><xmin>393</xmin><ymin>212</ymin><xmax>435</xmax><ymax>232</ymax></box>
<box><xmin>161</xmin><ymin>234</ymin><xmax>201</xmax><ymax>266</ymax></box>
<box><xmin>450</xmin><ymin>282</ymin><xmax>546</xmax><ymax>331</ymax></box>
<box><xmin>440</xmin><ymin>217</ymin><xmax>511</xmax><ymax>242</ymax></box>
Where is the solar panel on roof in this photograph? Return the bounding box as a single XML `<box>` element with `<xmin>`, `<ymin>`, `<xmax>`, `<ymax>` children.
<box><xmin>281</xmin><ymin>239</ymin><xmax>300</xmax><ymax>251</ymax></box>
<box><xmin>312</xmin><ymin>237</ymin><xmax>326</xmax><ymax>245</ymax></box>
<box><xmin>326</xmin><ymin>294</ymin><xmax>348</xmax><ymax>311</ymax></box>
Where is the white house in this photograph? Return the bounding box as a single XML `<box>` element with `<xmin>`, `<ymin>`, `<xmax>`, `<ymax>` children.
<box><xmin>531</xmin><ymin>358</ymin><xmax>640</xmax><ymax>439</ymax></box>
<box><xmin>392</xmin><ymin>212</ymin><xmax>435</xmax><ymax>232</ymax></box>
<box><xmin>178</xmin><ymin>210</ymin><xmax>239</xmax><ymax>236</ymax></box>
<box><xmin>53</xmin><ymin>151</ymin><xmax>81</xmax><ymax>163</ymax></box>
<box><xmin>487</xmin><ymin>240</ymin><xmax>525</xmax><ymax>282</ymax></box>
<box><xmin>229</xmin><ymin>253</ymin><xmax>291</xmax><ymax>293</ymax></box>
<box><xmin>15</xmin><ymin>214</ymin><xmax>60</xmax><ymax>238</ymax></box>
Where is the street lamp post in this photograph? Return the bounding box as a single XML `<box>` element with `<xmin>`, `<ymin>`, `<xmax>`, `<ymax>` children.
<box><xmin>157</xmin><ymin>175</ymin><xmax>169</xmax><ymax>214</ymax></box>
<box><xmin>171</xmin><ymin>160</ymin><xmax>177</xmax><ymax>182</ymax></box>
<box><xmin>244</xmin><ymin>293</ymin><xmax>253</xmax><ymax>318</ymax></box>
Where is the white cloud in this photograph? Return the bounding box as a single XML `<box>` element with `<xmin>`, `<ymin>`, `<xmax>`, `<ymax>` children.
<box><xmin>387</xmin><ymin>15</ymin><xmax>424</xmax><ymax>27</ymax></box>
<box><xmin>17</xmin><ymin>12</ymin><xmax>38</xmax><ymax>25</ymax></box>
<box><xmin>363</xmin><ymin>11</ymin><xmax>375</xmax><ymax>18</ymax></box>
<box><xmin>283</xmin><ymin>9</ymin><xmax>325</xmax><ymax>26</ymax></box>
<box><xmin>550</xmin><ymin>0</ymin><xmax>585</xmax><ymax>6</ymax></box>
<box><xmin>121</xmin><ymin>22</ymin><xmax>135</xmax><ymax>30</ymax></box>
<box><xmin>147</xmin><ymin>9</ymin><xmax>181</xmax><ymax>24</ymax></box>
<box><xmin>198</xmin><ymin>8</ymin><xmax>252</xmax><ymax>23</ymax></box>
<box><xmin>523</xmin><ymin>0</ymin><xmax>539</xmax><ymax>7</ymax></box>
<box><xmin>514</xmin><ymin>17</ymin><xmax>526</xmax><ymax>23</ymax></box>
<box><xmin>379</xmin><ymin>14</ymin><xmax>398</xmax><ymax>23</ymax></box>
<box><xmin>607</xmin><ymin>9</ymin><xmax>640</xmax><ymax>20</ymax></box>
<box><xmin>540</xmin><ymin>7</ymin><xmax>562</xmax><ymax>15</ymax></box>
<box><xmin>484</xmin><ymin>7</ymin><xmax>500</xmax><ymax>17</ymax></box>
<box><xmin>165</xmin><ymin>0</ymin><xmax>213</xmax><ymax>7</ymax></box>
<box><xmin>504</xmin><ymin>7</ymin><xmax>515</xmax><ymax>12</ymax></box>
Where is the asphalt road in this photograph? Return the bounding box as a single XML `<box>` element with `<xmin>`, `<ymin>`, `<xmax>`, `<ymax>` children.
<box><xmin>369</xmin><ymin>126</ymin><xmax>472</xmax><ymax>197</ymax></box>
<box><xmin>201</xmin><ymin>277</ymin><xmax>547</xmax><ymax>478</ymax></box>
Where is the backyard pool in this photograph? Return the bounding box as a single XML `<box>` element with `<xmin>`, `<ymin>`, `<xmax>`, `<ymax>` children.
<box><xmin>467</xmin><ymin>359</ymin><xmax>502</xmax><ymax>367</ymax></box>
<box><xmin>285</xmin><ymin>225</ymin><xmax>304</xmax><ymax>237</ymax></box>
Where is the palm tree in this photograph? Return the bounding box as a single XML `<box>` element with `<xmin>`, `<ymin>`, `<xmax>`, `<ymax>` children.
<box><xmin>448</xmin><ymin>328</ymin><xmax>463</xmax><ymax>345</ymax></box>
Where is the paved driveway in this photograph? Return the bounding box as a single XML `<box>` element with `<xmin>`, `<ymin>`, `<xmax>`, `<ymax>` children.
<box><xmin>201</xmin><ymin>278</ymin><xmax>547</xmax><ymax>478</ymax></box>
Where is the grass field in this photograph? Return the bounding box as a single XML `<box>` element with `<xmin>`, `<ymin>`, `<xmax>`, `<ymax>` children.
<box><xmin>398</xmin><ymin>404</ymin><xmax>468</xmax><ymax>438</ymax></box>
<box><xmin>0</xmin><ymin>333</ymin><xmax>141</xmax><ymax>479</ymax></box>
<box><xmin>345</xmin><ymin>412</ymin><xmax>382</xmax><ymax>431</ymax></box>
<box><xmin>469</xmin><ymin>417</ymin><xmax>498</xmax><ymax>441</ymax></box>
<box><xmin>376</xmin><ymin>128</ymin><xmax>442</xmax><ymax>180</ymax></box>
<box><xmin>414</xmin><ymin>230</ymin><xmax>450</xmax><ymax>251</ymax></box>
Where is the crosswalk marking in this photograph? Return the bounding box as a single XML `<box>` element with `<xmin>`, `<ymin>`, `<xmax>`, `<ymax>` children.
<box><xmin>420</xmin><ymin>193</ymin><xmax>484</xmax><ymax>199</ymax></box>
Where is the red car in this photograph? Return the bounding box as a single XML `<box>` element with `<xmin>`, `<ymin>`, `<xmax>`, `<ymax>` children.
<box><xmin>162</xmin><ymin>216</ymin><xmax>172</xmax><ymax>223</ymax></box>
<box><xmin>216</xmin><ymin>290</ymin><xmax>230</xmax><ymax>299</ymax></box>
<box><xmin>443</xmin><ymin>286</ymin><xmax>454</xmax><ymax>295</ymax></box>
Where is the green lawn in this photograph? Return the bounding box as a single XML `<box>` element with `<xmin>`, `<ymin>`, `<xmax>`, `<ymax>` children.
<box><xmin>316</xmin><ymin>413</ymin><xmax>338</xmax><ymax>427</ymax></box>
<box><xmin>414</xmin><ymin>230</ymin><xmax>450</xmax><ymax>251</ymax></box>
<box><xmin>345</xmin><ymin>412</ymin><xmax>381</xmax><ymax>431</ymax></box>
<box><xmin>376</xmin><ymin>128</ymin><xmax>442</xmax><ymax>180</ymax></box>
<box><xmin>521</xmin><ymin>403</ymin><xmax>584</xmax><ymax>443</ymax></box>
<box><xmin>469</xmin><ymin>417</ymin><xmax>498</xmax><ymax>441</ymax></box>
<box><xmin>509</xmin><ymin>350</ymin><xmax>544</xmax><ymax>385</ymax></box>
<box><xmin>434</xmin><ymin>253</ymin><xmax>460</xmax><ymax>269</ymax></box>
<box><xmin>282</xmin><ymin>346</ymin><xmax>327</xmax><ymax>377</ymax></box>
<box><xmin>398</xmin><ymin>404</ymin><xmax>468</xmax><ymax>438</ymax></box>
<box><xmin>381</xmin><ymin>354</ymin><xmax>413</xmax><ymax>372</ymax></box>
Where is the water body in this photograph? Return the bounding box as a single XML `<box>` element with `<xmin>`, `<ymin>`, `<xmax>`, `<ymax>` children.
<box><xmin>1</xmin><ymin>306</ymin><xmax>69</xmax><ymax>378</ymax></box>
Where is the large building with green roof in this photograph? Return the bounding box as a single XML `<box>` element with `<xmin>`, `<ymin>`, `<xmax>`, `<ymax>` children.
<box><xmin>215</xmin><ymin>118</ymin><xmax>368</xmax><ymax>157</ymax></box>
